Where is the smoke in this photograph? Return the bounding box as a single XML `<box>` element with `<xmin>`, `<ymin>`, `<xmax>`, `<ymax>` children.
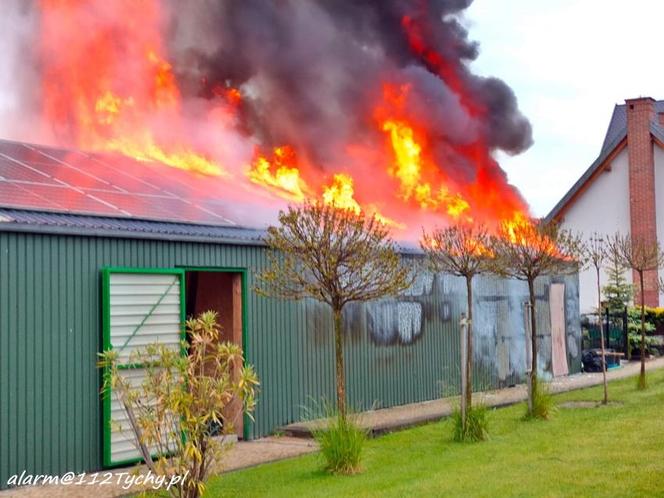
<box><xmin>168</xmin><ymin>0</ymin><xmax>532</xmax><ymax>165</ymax></box>
<box><xmin>1</xmin><ymin>0</ymin><xmax>533</xmax><ymax>233</ymax></box>
<box><xmin>0</xmin><ymin>0</ymin><xmax>50</xmax><ymax>142</ymax></box>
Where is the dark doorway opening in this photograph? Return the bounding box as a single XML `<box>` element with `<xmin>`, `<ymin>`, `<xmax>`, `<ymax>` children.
<box><xmin>185</xmin><ymin>270</ymin><xmax>244</xmax><ymax>438</ymax></box>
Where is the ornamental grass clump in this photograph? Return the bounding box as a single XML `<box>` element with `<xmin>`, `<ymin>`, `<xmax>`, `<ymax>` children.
<box><xmin>524</xmin><ymin>378</ymin><xmax>557</xmax><ymax>421</ymax></box>
<box><xmin>313</xmin><ymin>413</ymin><xmax>368</xmax><ymax>475</ymax></box>
<box><xmin>452</xmin><ymin>404</ymin><xmax>490</xmax><ymax>443</ymax></box>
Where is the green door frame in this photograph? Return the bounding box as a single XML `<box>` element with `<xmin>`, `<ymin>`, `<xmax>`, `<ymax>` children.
<box><xmin>179</xmin><ymin>266</ymin><xmax>251</xmax><ymax>440</ymax></box>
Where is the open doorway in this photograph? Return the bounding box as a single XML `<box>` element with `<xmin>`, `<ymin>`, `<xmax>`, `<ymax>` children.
<box><xmin>185</xmin><ymin>270</ymin><xmax>245</xmax><ymax>438</ymax></box>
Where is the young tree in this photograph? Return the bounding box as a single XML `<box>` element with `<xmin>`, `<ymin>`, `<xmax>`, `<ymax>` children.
<box><xmin>578</xmin><ymin>233</ymin><xmax>609</xmax><ymax>404</ymax></box>
<box><xmin>602</xmin><ymin>243</ymin><xmax>633</xmax><ymax>313</ymax></box>
<box><xmin>421</xmin><ymin>223</ymin><xmax>490</xmax><ymax>433</ymax></box>
<box><xmin>98</xmin><ymin>312</ymin><xmax>259</xmax><ymax>498</ymax></box>
<box><xmin>490</xmin><ymin>218</ymin><xmax>580</xmax><ymax>416</ymax></box>
<box><xmin>257</xmin><ymin>202</ymin><xmax>412</xmax><ymax>419</ymax></box>
<box><xmin>608</xmin><ymin>233</ymin><xmax>664</xmax><ymax>389</ymax></box>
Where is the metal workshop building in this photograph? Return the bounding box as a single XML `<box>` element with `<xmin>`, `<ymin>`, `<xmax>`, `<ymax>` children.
<box><xmin>0</xmin><ymin>139</ymin><xmax>582</xmax><ymax>486</ymax></box>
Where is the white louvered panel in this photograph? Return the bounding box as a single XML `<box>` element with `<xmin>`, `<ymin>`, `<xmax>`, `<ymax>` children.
<box><xmin>109</xmin><ymin>368</ymin><xmax>179</xmax><ymax>464</ymax></box>
<box><xmin>109</xmin><ymin>272</ymin><xmax>182</xmax><ymax>364</ymax></box>
<box><xmin>110</xmin><ymin>311</ymin><xmax>181</xmax><ymax>326</ymax></box>
<box><xmin>110</xmin><ymin>294</ymin><xmax>181</xmax><ymax>306</ymax></box>
<box><xmin>109</xmin><ymin>303</ymin><xmax>181</xmax><ymax>316</ymax></box>
<box><xmin>107</xmin><ymin>272</ymin><xmax>183</xmax><ymax>465</ymax></box>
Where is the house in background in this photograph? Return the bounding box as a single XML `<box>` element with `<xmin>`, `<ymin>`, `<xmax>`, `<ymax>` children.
<box><xmin>547</xmin><ymin>97</ymin><xmax>664</xmax><ymax>313</ymax></box>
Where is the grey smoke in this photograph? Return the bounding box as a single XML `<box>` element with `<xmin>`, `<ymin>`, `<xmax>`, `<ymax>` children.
<box><xmin>168</xmin><ymin>0</ymin><xmax>532</xmax><ymax>173</ymax></box>
<box><xmin>0</xmin><ymin>0</ymin><xmax>46</xmax><ymax>142</ymax></box>
<box><xmin>1</xmin><ymin>0</ymin><xmax>532</xmax><ymax>195</ymax></box>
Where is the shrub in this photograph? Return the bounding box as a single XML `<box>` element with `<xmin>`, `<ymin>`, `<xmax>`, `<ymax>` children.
<box><xmin>627</xmin><ymin>308</ymin><xmax>658</xmax><ymax>357</ymax></box>
<box><xmin>525</xmin><ymin>378</ymin><xmax>557</xmax><ymax>421</ymax></box>
<box><xmin>644</xmin><ymin>306</ymin><xmax>664</xmax><ymax>333</ymax></box>
<box><xmin>452</xmin><ymin>404</ymin><xmax>490</xmax><ymax>442</ymax></box>
<box><xmin>98</xmin><ymin>311</ymin><xmax>259</xmax><ymax>498</ymax></box>
<box><xmin>310</xmin><ymin>405</ymin><xmax>367</xmax><ymax>475</ymax></box>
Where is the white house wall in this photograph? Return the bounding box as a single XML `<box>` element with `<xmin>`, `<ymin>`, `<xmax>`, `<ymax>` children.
<box><xmin>561</xmin><ymin>147</ymin><xmax>631</xmax><ymax>313</ymax></box>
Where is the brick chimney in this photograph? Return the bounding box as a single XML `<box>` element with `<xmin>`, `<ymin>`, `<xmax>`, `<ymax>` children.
<box><xmin>625</xmin><ymin>97</ymin><xmax>659</xmax><ymax>306</ymax></box>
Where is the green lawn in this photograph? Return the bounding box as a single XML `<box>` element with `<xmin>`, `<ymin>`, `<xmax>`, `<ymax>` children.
<box><xmin>210</xmin><ymin>370</ymin><xmax>664</xmax><ymax>497</ymax></box>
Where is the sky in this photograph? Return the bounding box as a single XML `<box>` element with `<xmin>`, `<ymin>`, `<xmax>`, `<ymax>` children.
<box><xmin>465</xmin><ymin>0</ymin><xmax>664</xmax><ymax>217</ymax></box>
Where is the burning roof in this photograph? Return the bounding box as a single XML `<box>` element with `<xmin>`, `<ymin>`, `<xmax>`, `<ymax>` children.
<box><xmin>0</xmin><ymin>0</ymin><xmax>534</xmax><ymax>240</ymax></box>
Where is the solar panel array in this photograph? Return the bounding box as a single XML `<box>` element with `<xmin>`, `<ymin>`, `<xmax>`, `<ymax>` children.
<box><xmin>0</xmin><ymin>139</ymin><xmax>236</xmax><ymax>225</ymax></box>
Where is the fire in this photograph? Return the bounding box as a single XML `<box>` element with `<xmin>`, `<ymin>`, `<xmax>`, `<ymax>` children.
<box><xmin>146</xmin><ymin>50</ymin><xmax>179</xmax><ymax>110</ymax></box>
<box><xmin>249</xmin><ymin>150</ymin><xmax>400</xmax><ymax>226</ymax></box>
<box><xmin>39</xmin><ymin>0</ymin><xmax>227</xmax><ymax>176</ymax></box>
<box><xmin>35</xmin><ymin>1</ymin><xmax>533</xmax><ymax>240</ymax></box>
<box><xmin>320</xmin><ymin>174</ymin><xmax>401</xmax><ymax>227</ymax></box>
<box><xmin>248</xmin><ymin>146</ymin><xmax>308</xmax><ymax>201</ymax></box>
<box><xmin>105</xmin><ymin>133</ymin><xmax>225</xmax><ymax>177</ymax></box>
<box><xmin>498</xmin><ymin>212</ymin><xmax>562</xmax><ymax>258</ymax></box>
<box><xmin>502</xmin><ymin>212</ymin><xmax>532</xmax><ymax>244</ymax></box>
<box><xmin>322</xmin><ymin>174</ymin><xmax>361</xmax><ymax>213</ymax></box>
<box><xmin>382</xmin><ymin>120</ymin><xmax>421</xmax><ymax>198</ymax></box>
<box><xmin>380</xmin><ymin>88</ymin><xmax>471</xmax><ymax>221</ymax></box>
<box><xmin>224</xmin><ymin>88</ymin><xmax>243</xmax><ymax>107</ymax></box>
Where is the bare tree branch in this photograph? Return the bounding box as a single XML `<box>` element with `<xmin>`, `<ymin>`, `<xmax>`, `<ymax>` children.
<box><xmin>489</xmin><ymin>218</ymin><xmax>581</xmax><ymax>416</ymax></box>
<box><xmin>256</xmin><ymin>201</ymin><xmax>413</xmax><ymax>418</ymax></box>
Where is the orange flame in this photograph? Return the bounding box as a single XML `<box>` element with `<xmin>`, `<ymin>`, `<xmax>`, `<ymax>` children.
<box><xmin>248</xmin><ymin>146</ymin><xmax>308</xmax><ymax>201</ymax></box>
<box><xmin>379</xmin><ymin>86</ymin><xmax>471</xmax><ymax>221</ymax></box>
<box><xmin>40</xmin><ymin>0</ymin><xmax>227</xmax><ymax>176</ymax></box>
<box><xmin>37</xmin><ymin>1</ymin><xmax>531</xmax><ymax>239</ymax></box>
<box><xmin>322</xmin><ymin>174</ymin><xmax>361</xmax><ymax>213</ymax></box>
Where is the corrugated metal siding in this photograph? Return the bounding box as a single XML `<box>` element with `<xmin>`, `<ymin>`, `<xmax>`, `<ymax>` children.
<box><xmin>0</xmin><ymin>231</ymin><xmax>581</xmax><ymax>487</ymax></box>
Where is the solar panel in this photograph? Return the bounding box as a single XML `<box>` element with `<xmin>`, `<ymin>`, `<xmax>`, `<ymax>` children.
<box><xmin>12</xmin><ymin>183</ymin><xmax>124</xmax><ymax>215</ymax></box>
<box><xmin>0</xmin><ymin>141</ymin><xmax>49</xmax><ymax>163</ymax></box>
<box><xmin>86</xmin><ymin>153</ymin><xmax>174</xmax><ymax>195</ymax></box>
<box><xmin>89</xmin><ymin>191</ymin><xmax>193</xmax><ymax>221</ymax></box>
<box><xmin>0</xmin><ymin>182</ymin><xmax>61</xmax><ymax>210</ymax></box>
<box><xmin>15</xmin><ymin>161</ymin><xmax>122</xmax><ymax>192</ymax></box>
<box><xmin>0</xmin><ymin>139</ymin><xmax>237</xmax><ymax>225</ymax></box>
<box><xmin>0</xmin><ymin>157</ymin><xmax>62</xmax><ymax>185</ymax></box>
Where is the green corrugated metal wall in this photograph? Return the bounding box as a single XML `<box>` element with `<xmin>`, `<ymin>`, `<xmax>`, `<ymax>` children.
<box><xmin>0</xmin><ymin>230</ymin><xmax>580</xmax><ymax>487</ymax></box>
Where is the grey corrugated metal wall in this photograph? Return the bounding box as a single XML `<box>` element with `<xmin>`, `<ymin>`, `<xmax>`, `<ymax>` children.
<box><xmin>0</xmin><ymin>231</ymin><xmax>581</xmax><ymax>487</ymax></box>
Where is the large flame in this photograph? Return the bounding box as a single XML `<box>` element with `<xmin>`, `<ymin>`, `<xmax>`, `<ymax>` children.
<box><xmin>36</xmin><ymin>0</ymin><xmax>533</xmax><ymax>240</ymax></box>
<box><xmin>39</xmin><ymin>0</ymin><xmax>229</xmax><ymax>176</ymax></box>
<box><xmin>381</xmin><ymin>118</ymin><xmax>470</xmax><ymax>219</ymax></box>
<box><xmin>248</xmin><ymin>146</ymin><xmax>308</xmax><ymax>201</ymax></box>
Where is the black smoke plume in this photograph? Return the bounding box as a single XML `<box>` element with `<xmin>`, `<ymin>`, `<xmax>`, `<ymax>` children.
<box><xmin>168</xmin><ymin>0</ymin><xmax>532</xmax><ymax>169</ymax></box>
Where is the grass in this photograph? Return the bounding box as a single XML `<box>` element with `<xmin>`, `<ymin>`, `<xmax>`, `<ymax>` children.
<box><xmin>204</xmin><ymin>370</ymin><xmax>664</xmax><ymax>497</ymax></box>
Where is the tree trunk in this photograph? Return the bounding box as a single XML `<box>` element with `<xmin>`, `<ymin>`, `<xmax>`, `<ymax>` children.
<box><xmin>639</xmin><ymin>271</ymin><xmax>646</xmax><ymax>389</ymax></box>
<box><xmin>465</xmin><ymin>275</ymin><xmax>473</xmax><ymax>412</ymax></box>
<box><xmin>527</xmin><ymin>278</ymin><xmax>538</xmax><ymax>414</ymax></box>
<box><xmin>597</xmin><ymin>266</ymin><xmax>608</xmax><ymax>404</ymax></box>
<box><xmin>333</xmin><ymin>308</ymin><xmax>347</xmax><ymax>419</ymax></box>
